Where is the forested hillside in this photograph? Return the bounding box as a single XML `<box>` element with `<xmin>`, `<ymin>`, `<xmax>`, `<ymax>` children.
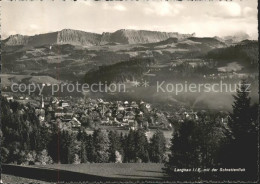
<box><xmin>206</xmin><ymin>40</ymin><xmax>258</xmax><ymax>70</ymax></box>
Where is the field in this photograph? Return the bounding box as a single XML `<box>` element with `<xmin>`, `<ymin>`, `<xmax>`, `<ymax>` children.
<box><xmin>2</xmin><ymin>163</ymin><xmax>166</xmax><ymax>183</ymax></box>
<box><xmin>36</xmin><ymin>163</ymin><xmax>166</xmax><ymax>180</ymax></box>
<box><xmin>0</xmin><ymin>74</ymin><xmax>59</xmax><ymax>87</ymax></box>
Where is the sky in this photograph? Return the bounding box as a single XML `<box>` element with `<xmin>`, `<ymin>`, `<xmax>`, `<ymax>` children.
<box><xmin>1</xmin><ymin>0</ymin><xmax>258</xmax><ymax>39</ymax></box>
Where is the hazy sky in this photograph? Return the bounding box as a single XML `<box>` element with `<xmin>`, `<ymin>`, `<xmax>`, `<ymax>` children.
<box><xmin>1</xmin><ymin>0</ymin><xmax>258</xmax><ymax>39</ymax></box>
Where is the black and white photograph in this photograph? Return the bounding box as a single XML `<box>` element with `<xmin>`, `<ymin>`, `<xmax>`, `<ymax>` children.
<box><xmin>0</xmin><ymin>0</ymin><xmax>259</xmax><ymax>183</ymax></box>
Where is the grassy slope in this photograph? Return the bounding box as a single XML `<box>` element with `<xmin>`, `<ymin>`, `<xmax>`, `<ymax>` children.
<box><xmin>36</xmin><ymin>163</ymin><xmax>165</xmax><ymax>180</ymax></box>
<box><xmin>2</xmin><ymin>174</ymin><xmax>51</xmax><ymax>184</ymax></box>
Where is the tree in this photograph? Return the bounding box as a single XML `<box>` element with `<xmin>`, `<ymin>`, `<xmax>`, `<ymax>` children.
<box><xmin>165</xmin><ymin>118</ymin><xmax>225</xmax><ymax>180</ymax></box>
<box><xmin>229</xmin><ymin>80</ymin><xmax>253</xmax><ymax>138</ymax></box>
<box><xmin>34</xmin><ymin>124</ymin><xmax>51</xmax><ymax>152</ymax></box>
<box><xmin>221</xmin><ymin>80</ymin><xmax>258</xmax><ymax>180</ymax></box>
<box><xmin>1</xmin><ymin>97</ymin><xmax>52</xmax><ymax>165</ymax></box>
<box><xmin>35</xmin><ymin>149</ymin><xmax>53</xmax><ymax>165</ymax></box>
<box><xmin>79</xmin><ymin>131</ymin><xmax>88</xmax><ymax>163</ymax></box>
<box><xmin>124</xmin><ymin>129</ymin><xmax>136</xmax><ymax>162</ymax></box>
<box><xmin>149</xmin><ymin>129</ymin><xmax>166</xmax><ymax>163</ymax></box>
<box><xmin>134</xmin><ymin>129</ymin><xmax>149</xmax><ymax>163</ymax></box>
<box><xmin>86</xmin><ymin>134</ymin><xmax>95</xmax><ymax>163</ymax></box>
<box><xmin>60</xmin><ymin>130</ymin><xmax>77</xmax><ymax>164</ymax></box>
<box><xmin>108</xmin><ymin>130</ymin><xmax>123</xmax><ymax>162</ymax></box>
<box><xmin>166</xmin><ymin>120</ymin><xmax>198</xmax><ymax>171</ymax></box>
<box><xmin>47</xmin><ymin>125</ymin><xmax>59</xmax><ymax>163</ymax></box>
<box><xmin>92</xmin><ymin>129</ymin><xmax>110</xmax><ymax>163</ymax></box>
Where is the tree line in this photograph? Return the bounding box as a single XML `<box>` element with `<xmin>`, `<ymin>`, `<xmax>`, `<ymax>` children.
<box><xmin>206</xmin><ymin>41</ymin><xmax>258</xmax><ymax>69</ymax></box>
<box><xmin>48</xmin><ymin>128</ymin><xmax>167</xmax><ymax>164</ymax></box>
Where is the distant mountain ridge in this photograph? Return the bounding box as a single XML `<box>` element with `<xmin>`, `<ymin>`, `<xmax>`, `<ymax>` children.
<box><xmin>3</xmin><ymin>29</ymin><xmax>195</xmax><ymax>47</ymax></box>
<box><xmin>3</xmin><ymin>29</ymin><xmax>101</xmax><ymax>47</ymax></box>
<box><xmin>214</xmin><ymin>32</ymin><xmax>251</xmax><ymax>44</ymax></box>
<box><xmin>100</xmin><ymin>29</ymin><xmax>194</xmax><ymax>44</ymax></box>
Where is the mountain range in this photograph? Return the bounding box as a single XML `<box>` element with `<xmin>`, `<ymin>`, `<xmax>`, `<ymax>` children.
<box><xmin>3</xmin><ymin>29</ymin><xmax>195</xmax><ymax>47</ymax></box>
<box><xmin>3</xmin><ymin>29</ymin><xmax>252</xmax><ymax>48</ymax></box>
<box><xmin>1</xmin><ymin>29</ymin><xmax>256</xmax><ymax>80</ymax></box>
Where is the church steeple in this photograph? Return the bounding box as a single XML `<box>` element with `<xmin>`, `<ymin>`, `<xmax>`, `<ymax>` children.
<box><xmin>41</xmin><ymin>95</ymin><xmax>45</xmax><ymax>109</ymax></box>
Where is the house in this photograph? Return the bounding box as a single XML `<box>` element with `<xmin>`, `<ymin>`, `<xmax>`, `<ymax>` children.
<box><xmin>145</xmin><ymin>104</ymin><xmax>151</xmax><ymax>110</ymax></box>
<box><xmin>35</xmin><ymin>108</ymin><xmax>45</xmax><ymax>116</ymax></box>
<box><xmin>105</xmin><ymin>111</ymin><xmax>112</xmax><ymax>117</ymax></box>
<box><xmin>124</xmin><ymin>101</ymin><xmax>129</xmax><ymax>106</ymax></box>
<box><xmin>113</xmin><ymin>118</ymin><xmax>121</xmax><ymax>126</ymax></box>
<box><xmin>6</xmin><ymin>96</ymin><xmax>14</xmax><ymax>101</ymax></box>
<box><xmin>123</xmin><ymin>117</ymin><xmax>128</xmax><ymax>123</ymax></box>
<box><xmin>131</xmin><ymin>101</ymin><xmax>139</xmax><ymax>108</ymax></box>
<box><xmin>61</xmin><ymin>114</ymin><xmax>73</xmax><ymax>122</ymax></box>
<box><xmin>47</xmin><ymin>106</ymin><xmax>53</xmax><ymax>112</ymax></box>
<box><xmin>121</xmin><ymin>122</ymin><xmax>129</xmax><ymax>128</ymax></box>
<box><xmin>125</xmin><ymin>111</ymin><xmax>136</xmax><ymax>118</ymax></box>
<box><xmin>51</xmin><ymin>97</ymin><xmax>59</xmax><ymax>104</ymax></box>
<box><xmin>126</xmin><ymin>111</ymin><xmax>135</xmax><ymax>115</ymax></box>
<box><xmin>97</xmin><ymin>98</ymin><xmax>104</xmax><ymax>103</ymax></box>
<box><xmin>190</xmin><ymin>112</ymin><xmax>199</xmax><ymax>120</ymax></box>
<box><xmin>39</xmin><ymin>115</ymin><xmax>45</xmax><ymax>122</ymax></box>
<box><xmin>101</xmin><ymin>117</ymin><xmax>110</xmax><ymax>125</ymax></box>
<box><xmin>138</xmin><ymin>111</ymin><xmax>144</xmax><ymax>116</ymax></box>
<box><xmin>116</xmin><ymin>113</ymin><xmax>124</xmax><ymax>121</ymax></box>
<box><xmin>55</xmin><ymin>112</ymin><xmax>64</xmax><ymax>117</ymax></box>
<box><xmin>61</xmin><ymin>102</ymin><xmax>69</xmax><ymax>108</ymax></box>
<box><xmin>125</xmin><ymin>107</ymin><xmax>133</xmax><ymax>112</ymax></box>
<box><xmin>118</xmin><ymin>106</ymin><xmax>125</xmax><ymax>111</ymax></box>
<box><xmin>70</xmin><ymin>117</ymin><xmax>81</xmax><ymax>129</ymax></box>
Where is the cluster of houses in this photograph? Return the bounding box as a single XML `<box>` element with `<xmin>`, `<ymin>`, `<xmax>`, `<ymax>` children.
<box><xmin>37</xmin><ymin>96</ymin><xmax>223</xmax><ymax>131</ymax></box>
<box><xmin>145</xmin><ymin>58</ymin><xmax>257</xmax><ymax>81</ymax></box>
<box><xmin>2</xmin><ymin>92</ymin><xmax>230</xmax><ymax>132</ymax></box>
<box><xmin>205</xmin><ymin>72</ymin><xmax>257</xmax><ymax>80</ymax></box>
<box><xmin>30</xmin><ymin>96</ymin><xmax>172</xmax><ymax>131</ymax></box>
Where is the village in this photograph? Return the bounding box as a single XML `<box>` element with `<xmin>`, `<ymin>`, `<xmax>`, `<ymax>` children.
<box><xmin>2</xmin><ymin>92</ymin><xmax>229</xmax><ymax>136</ymax></box>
